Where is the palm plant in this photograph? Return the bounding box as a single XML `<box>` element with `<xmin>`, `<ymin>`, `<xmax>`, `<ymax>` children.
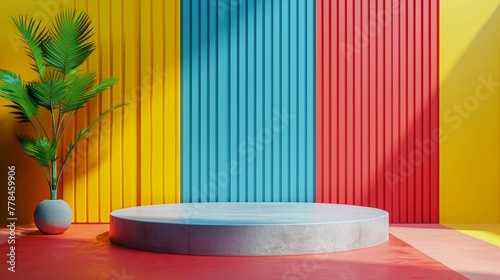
<box><xmin>0</xmin><ymin>10</ymin><xmax>121</xmax><ymax>200</ymax></box>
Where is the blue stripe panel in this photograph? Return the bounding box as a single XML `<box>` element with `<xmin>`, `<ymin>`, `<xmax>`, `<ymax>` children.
<box><xmin>181</xmin><ymin>0</ymin><xmax>315</xmax><ymax>203</ymax></box>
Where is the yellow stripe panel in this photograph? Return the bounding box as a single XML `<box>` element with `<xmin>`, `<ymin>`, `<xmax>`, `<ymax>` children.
<box><xmin>97</xmin><ymin>0</ymin><xmax>113</xmax><ymax>223</ymax></box>
<box><xmin>62</xmin><ymin>0</ymin><xmax>181</xmax><ymax>222</ymax></box>
<box><xmin>86</xmin><ymin>0</ymin><xmax>100</xmax><ymax>223</ymax></box>
<box><xmin>140</xmin><ymin>0</ymin><xmax>152</xmax><ymax>206</ymax></box>
<box><xmin>0</xmin><ymin>0</ymin><xmax>180</xmax><ymax>223</ymax></box>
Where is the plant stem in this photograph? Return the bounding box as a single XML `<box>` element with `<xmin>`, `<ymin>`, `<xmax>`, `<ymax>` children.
<box><xmin>57</xmin><ymin>112</ymin><xmax>76</xmax><ymax>144</ymax></box>
<box><xmin>50</xmin><ymin>99</ymin><xmax>58</xmax><ymax>200</ymax></box>
<box><xmin>51</xmin><ymin>160</ymin><xmax>57</xmax><ymax>200</ymax></box>
<box><xmin>33</xmin><ymin>115</ymin><xmax>50</xmax><ymax>139</ymax></box>
<box><xmin>50</xmin><ymin>188</ymin><xmax>57</xmax><ymax>200</ymax></box>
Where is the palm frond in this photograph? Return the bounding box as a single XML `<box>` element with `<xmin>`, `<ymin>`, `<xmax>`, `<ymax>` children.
<box><xmin>0</xmin><ymin>70</ymin><xmax>39</xmax><ymax>121</ymax></box>
<box><xmin>88</xmin><ymin>77</ymin><xmax>119</xmax><ymax>96</ymax></box>
<box><xmin>4</xmin><ymin>104</ymin><xmax>31</xmax><ymax>122</ymax></box>
<box><xmin>26</xmin><ymin>72</ymin><xmax>69</xmax><ymax>110</ymax></box>
<box><xmin>15</xmin><ymin>134</ymin><xmax>57</xmax><ymax>167</ymax></box>
<box><xmin>60</xmin><ymin>72</ymin><xmax>96</xmax><ymax>113</ymax></box>
<box><xmin>69</xmin><ymin>104</ymin><xmax>125</xmax><ymax>151</ymax></box>
<box><xmin>57</xmin><ymin>104</ymin><xmax>124</xmax><ymax>183</ymax></box>
<box><xmin>11</xmin><ymin>16</ymin><xmax>48</xmax><ymax>78</ymax></box>
<box><xmin>41</xmin><ymin>9</ymin><xmax>95</xmax><ymax>74</ymax></box>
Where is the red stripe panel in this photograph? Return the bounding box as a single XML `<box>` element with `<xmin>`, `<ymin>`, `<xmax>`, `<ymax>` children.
<box><xmin>315</xmin><ymin>0</ymin><xmax>439</xmax><ymax>223</ymax></box>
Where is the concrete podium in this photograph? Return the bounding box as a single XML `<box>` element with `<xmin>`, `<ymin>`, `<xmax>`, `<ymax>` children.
<box><xmin>110</xmin><ymin>202</ymin><xmax>389</xmax><ymax>256</ymax></box>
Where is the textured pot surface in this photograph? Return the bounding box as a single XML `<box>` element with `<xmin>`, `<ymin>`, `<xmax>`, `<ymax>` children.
<box><xmin>34</xmin><ymin>199</ymin><xmax>72</xmax><ymax>235</ymax></box>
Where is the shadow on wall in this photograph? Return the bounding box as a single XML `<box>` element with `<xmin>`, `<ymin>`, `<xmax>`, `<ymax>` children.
<box><xmin>440</xmin><ymin>3</ymin><xmax>500</xmax><ymax>223</ymax></box>
<box><xmin>0</xmin><ymin>0</ymin><xmax>71</xmax><ymax>224</ymax></box>
<box><xmin>0</xmin><ymin>104</ymin><xmax>52</xmax><ymax>225</ymax></box>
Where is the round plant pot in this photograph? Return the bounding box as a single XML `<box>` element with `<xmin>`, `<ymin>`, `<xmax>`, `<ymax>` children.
<box><xmin>34</xmin><ymin>199</ymin><xmax>72</xmax><ymax>235</ymax></box>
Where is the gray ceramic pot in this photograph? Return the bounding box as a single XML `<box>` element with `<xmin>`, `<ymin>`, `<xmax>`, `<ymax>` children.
<box><xmin>34</xmin><ymin>199</ymin><xmax>72</xmax><ymax>234</ymax></box>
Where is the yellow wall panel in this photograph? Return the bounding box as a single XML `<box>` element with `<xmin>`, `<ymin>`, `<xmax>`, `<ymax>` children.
<box><xmin>0</xmin><ymin>0</ymin><xmax>180</xmax><ymax>224</ymax></box>
<box><xmin>97</xmin><ymin>0</ymin><xmax>112</xmax><ymax>223</ymax></box>
<box><xmin>86</xmin><ymin>0</ymin><xmax>101</xmax><ymax>223</ymax></box>
<box><xmin>151</xmin><ymin>0</ymin><xmax>165</xmax><ymax>205</ymax></box>
<box><xmin>109</xmin><ymin>0</ymin><xmax>124</xmax><ymax>217</ymax></box>
<box><xmin>440</xmin><ymin>0</ymin><xmax>500</xmax><ymax>223</ymax></box>
<box><xmin>140</xmin><ymin>0</ymin><xmax>153</xmax><ymax>206</ymax></box>
<box><xmin>122</xmin><ymin>0</ymin><xmax>140</xmax><ymax>209</ymax></box>
<box><xmin>165</xmin><ymin>0</ymin><xmax>180</xmax><ymax>202</ymax></box>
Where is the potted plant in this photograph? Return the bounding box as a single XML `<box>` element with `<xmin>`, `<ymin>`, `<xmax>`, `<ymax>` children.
<box><xmin>0</xmin><ymin>10</ymin><xmax>121</xmax><ymax>234</ymax></box>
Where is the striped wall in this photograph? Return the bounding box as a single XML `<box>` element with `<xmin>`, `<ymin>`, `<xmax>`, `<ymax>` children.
<box><xmin>1</xmin><ymin>0</ymin><xmax>450</xmax><ymax>225</ymax></box>
<box><xmin>61</xmin><ymin>0</ymin><xmax>181</xmax><ymax>222</ymax></box>
<box><xmin>316</xmin><ymin>0</ymin><xmax>439</xmax><ymax>223</ymax></box>
<box><xmin>181</xmin><ymin>0</ymin><xmax>316</xmax><ymax>202</ymax></box>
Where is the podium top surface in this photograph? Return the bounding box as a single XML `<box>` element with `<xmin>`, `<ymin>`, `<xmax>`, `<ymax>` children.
<box><xmin>110</xmin><ymin>202</ymin><xmax>388</xmax><ymax>226</ymax></box>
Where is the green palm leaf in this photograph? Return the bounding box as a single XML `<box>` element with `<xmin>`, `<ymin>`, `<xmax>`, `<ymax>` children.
<box><xmin>69</xmin><ymin>104</ymin><xmax>124</xmax><ymax>152</ymax></box>
<box><xmin>60</xmin><ymin>72</ymin><xmax>96</xmax><ymax>113</ymax></box>
<box><xmin>88</xmin><ymin>77</ymin><xmax>119</xmax><ymax>96</ymax></box>
<box><xmin>58</xmin><ymin>104</ymin><xmax>124</xmax><ymax>181</ymax></box>
<box><xmin>41</xmin><ymin>10</ymin><xmax>94</xmax><ymax>74</ymax></box>
<box><xmin>26</xmin><ymin>71</ymin><xmax>69</xmax><ymax>110</ymax></box>
<box><xmin>0</xmin><ymin>70</ymin><xmax>39</xmax><ymax>121</ymax></box>
<box><xmin>11</xmin><ymin>16</ymin><xmax>47</xmax><ymax>78</ymax></box>
<box><xmin>61</xmin><ymin>75</ymin><xmax>118</xmax><ymax>113</ymax></box>
<box><xmin>16</xmin><ymin>134</ymin><xmax>57</xmax><ymax>167</ymax></box>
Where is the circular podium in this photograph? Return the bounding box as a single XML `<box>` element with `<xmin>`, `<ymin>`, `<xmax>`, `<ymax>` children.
<box><xmin>110</xmin><ymin>202</ymin><xmax>389</xmax><ymax>256</ymax></box>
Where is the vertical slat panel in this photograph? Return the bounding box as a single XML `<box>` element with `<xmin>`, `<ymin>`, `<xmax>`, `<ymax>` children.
<box><xmin>430</xmin><ymin>0</ymin><xmax>439</xmax><ymax>223</ymax></box>
<box><xmin>384</xmin><ymin>0</ymin><xmax>393</xmax><ymax>221</ymax></box>
<box><xmin>399</xmin><ymin>0</ymin><xmax>408</xmax><ymax>223</ymax></box>
<box><xmin>338</xmin><ymin>0</ymin><xmax>346</xmax><ymax>205</ymax></box>
<box><xmin>331</xmin><ymin>0</ymin><xmax>339</xmax><ymax>204</ymax></box>
<box><xmin>181</xmin><ymin>0</ymin><xmax>316</xmax><ymax>203</ymax></box>
<box><xmin>74</xmin><ymin>0</ymin><xmax>89</xmax><ymax>223</ymax></box>
<box><xmin>297</xmin><ymin>0</ymin><xmax>308</xmax><ymax>201</ymax></box>
<box><xmin>414</xmin><ymin>0</ymin><xmax>423</xmax><ymax>223</ymax></box>
<box><xmin>316</xmin><ymin>0</ymin><xmax>439</xmax><ymax>223</ymax></box>
<box><xmin>122</xmin><ymin>0</ymin><xmax>138</xmax><ymax>210</ymax></box>
<box><xmin>62</xmin><ymin>1</ymin><xmax>79</xmax><ymax>222</ymax></box>
<box><xmin>361</xmin><ymin>0</ymin><xmax>369</xmax><ymax>207</ymax></box>
<box><xmin>199</xmin><ymin>0</ymin><xmax>209</xmax><ymax>202</ymax></box>
<box><xmin>346</xmin><ymin>0</ymin><xmax>354</xmax><ymax>205</ymax></box>
<box><xmin>316</xmin><ymin>0</ymin><xmax>325</xmax><ymax>202</ymax></box>
<box><xmin>246</xmin><ymin>0</ymin><xmax>256</xmax><ymax>202</ymax></box>
<box><xmin>98</xmin><ymin>0</ymin><xmax>112</xmax><ymax>222</ymax></box>
<box><xmin>86</xmin><ymin>0</ymin><xmax>100</xmax><ymax>223</ymax></box>
<box><xmin>290</xmin><ymin>0</ymin><xmax>298</xmax><ymax>202</ymax></box>
<box><xmin>392</xmin><ymin>0</ymin><xmax>400</xmax><ymax>223</ymax></box>
<box><xmin>281</xmin><ymin>0</ymin><xmax>290</xmax><ymax>202</ymax></box>
<box><xmin>306</xmin><ymin>0</ymin><xmax>315</xmax><ymax>201</ymax></box>
<box><xmin>376</xmin><ymin>0</ymin><xmax>385</xmax><ymax>210</ymax></box>
<box><xmin>63</xmin><ymin>0</ymin><xmax>180</xmax><ymax>222</ymax></box>
<box><xmin>229</xmin><ymin>0</ymin><xmax>239</xmax><ymax>202</ymax></box>
<box><xmin>109</xmin><ymin>0</ymin><xmax>123</xmax><ymax>213</ymax></box>
<box><xmin>407</xmin><ymin>0</ymin><xmax>416</xmax><ymax>223</ymax></box>
<box><xmin>140</xmin><ymin>0</ymin><xmax>152</xmax><ymax>205</ymax></box>
<box><xmin>255</xmin><ymin>0</ymin><xmax>264</xmax><ymax>202</ymax></box>
<box><xmin>368</xmin><ymin>0</ymin><xmax>377</xmax><ymax>209</ymax></box>
<box><xmin>422</xmin><ymin>0</ymin><xmax>430</xmax><ymax>223</ymax></box>
<box><xmin>354</xmin><ymin>0</ymin><xmax>362</xmax><ymax>206</ymax></box>
<box><xmin>150</xmin><ymin>0</ymin><xmax>164</xmax><ymax>205</ymax></box>
<box><xmin>266</xmin><ymin>0</ymin><xmax>274</xmax><ymax>201</ymax></box>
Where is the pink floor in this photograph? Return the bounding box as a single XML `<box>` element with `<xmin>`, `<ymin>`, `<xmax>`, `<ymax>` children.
<box><xmin>0</xmin><ymin>224</ymin><xmax>497</xmax><ymax>279</ymax></box>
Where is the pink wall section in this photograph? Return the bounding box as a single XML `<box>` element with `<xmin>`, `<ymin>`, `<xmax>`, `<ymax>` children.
<box><xmin>316</xmin><ymin>0</ymin><xmax>439</xmax><ymax>223</ymax></box>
